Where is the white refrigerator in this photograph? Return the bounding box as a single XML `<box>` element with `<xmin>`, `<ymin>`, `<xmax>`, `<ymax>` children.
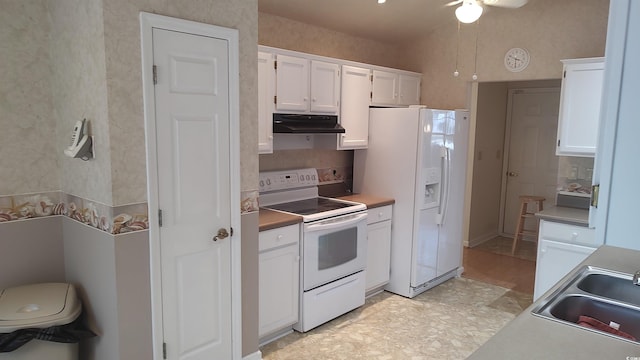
<box><xmin>354</xmin><ymin>107</ymin><xmax>470</xmax><ymax>298</ymax></box>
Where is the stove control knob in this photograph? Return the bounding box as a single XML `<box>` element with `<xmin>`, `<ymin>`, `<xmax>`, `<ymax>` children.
<box><xmin>259</xmin><ymin>180</ymin><xmax>264</xmax><ymax>187</ymax></box>
<box><xmin>266</xmin><ymin>179</ymin><xmax>271</xmax><ymax>185</ymax></box>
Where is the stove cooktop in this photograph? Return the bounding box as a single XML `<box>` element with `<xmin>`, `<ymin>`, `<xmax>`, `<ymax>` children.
<box><xmin>265</xmin><ymin>197</ymin><xmax>354</xmax><ymax>216</ymax></box>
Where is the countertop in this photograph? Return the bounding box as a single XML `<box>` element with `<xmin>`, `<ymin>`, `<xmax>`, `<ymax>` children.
<box><xmin>535</xmin><ymin>205</ymin><xmax>589</xmax><ymax>226</ymax></box>
<box><xmin>258</xmin><ymin>194</ymin><xmax>394</xmax><ymax>231</ymax></box>
<box><xmin>468</xmin><ymin>245</ymin><xmax>640</xmax><ymax>359</ymax></box>
<box><xmin>258</xmin><ymin>208</ymin><xmax>302</xmax><ymax>232</ymax></box>
<box><xmin>335</xmin><ymin>194</ymin><xmax>395</xmax><ymax>209</ymax></box>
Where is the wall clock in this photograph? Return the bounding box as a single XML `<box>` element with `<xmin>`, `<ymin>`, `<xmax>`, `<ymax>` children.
<box><xmin>504</xmin><ymin>47</ymin><xmax>530</xmax><ymax>72</ymax></box>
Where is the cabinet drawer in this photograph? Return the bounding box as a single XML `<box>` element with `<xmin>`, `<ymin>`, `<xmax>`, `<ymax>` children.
<box><xmin>540</xmin><ymin>220</ymin><xmax>597</xmax><ymax>246</ymax></box>
<box><xmin>367</xmin><ymin>205</ymin><xmax>392</xmax><ymax>225</ymax></box>
<box><xmin>259</xmin><ymin>224</ymin><xmax>299</xmax><ymax>252</ymax></box>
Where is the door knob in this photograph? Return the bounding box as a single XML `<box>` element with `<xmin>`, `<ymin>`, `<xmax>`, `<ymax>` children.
<box><xmin>507</xmin><ymin>171</ymin><xmax>519</xmax><ymax>177</ymax></box>
<box><xmin>213</xmin><ymin>228</ymin><xmax>229</xmax><ymax>242</ymax></box>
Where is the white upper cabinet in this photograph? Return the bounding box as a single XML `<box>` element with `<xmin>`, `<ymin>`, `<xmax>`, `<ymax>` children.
<box><xmin>339</xmin><ymin>65</ymin><xmax>371</xmax><ymax>150</ymax></box>
<box><xmin>275</xmin><ymin>54</ymin><xmax>340</xmax><ymax>114</ymax></box>
<box><xmin>556</xmin><ymin>58</ymin><xmax>605</xmax><ymax>157</ymax></box>
<box><xmin>258</xmin><ymin>51</ymin><xmax>275</xmax><ymax>154</ymax></box>
<box><xmin>372</xmin><ymin>71</ymin><xmax>421</xmax><ymax>106</ymax></box>
<box><xmin>371</xmin><ymin>70</ymin><xmax>398</xmax><ymax>106</ymax></box>
<box><xmin>258</xmin><ymin>46</ymin><xmax>422</xmax><ymax>152</ymax></box>
<box><xmin>398</xmin><ymin>74</ymin><xmax>421</xmax><ymax>105</ymax></box>
<box><xmin>310</xmin><ymin>61</ymin><xmax>341</xmax><ymax>113</ymax></box>
<box><xmin>275</xmin><ymin>54</ymin><xmax>310</xmax><ymax>112</ymax></box>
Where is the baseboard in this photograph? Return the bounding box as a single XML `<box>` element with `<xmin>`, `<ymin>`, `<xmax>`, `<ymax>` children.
<box><xmin>243</xmin><ymin>350</ymin><xmax>262</xmax><ymax>360</ymax></box>
<box><xmin>467</xmin><ymin>231</ymin><xmax>498</xmax><ymax>248</ymax></box>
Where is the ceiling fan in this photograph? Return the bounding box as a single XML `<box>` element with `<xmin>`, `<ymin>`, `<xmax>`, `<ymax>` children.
<box><xmin>447</xmin><ymin>0</ymin><xmax>528</xmax><ymax>23</ymax></box>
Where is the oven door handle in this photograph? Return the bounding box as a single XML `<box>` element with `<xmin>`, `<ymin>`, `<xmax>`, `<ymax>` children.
<box><xmin>305</xmin><ymin>213</ymin><xmax>367</xmax><ymax>232</ymax></box>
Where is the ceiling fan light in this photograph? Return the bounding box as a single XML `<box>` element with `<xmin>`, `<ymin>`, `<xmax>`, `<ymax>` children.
<box><xmin>455</xmin><ymin>1</ymin><xmax>483</xmax><ymax>23</ymax></box>
<box><xmin>377</xmin><ymin>0</ymin><xmax>386</xmax><ymax>3</ymax></box>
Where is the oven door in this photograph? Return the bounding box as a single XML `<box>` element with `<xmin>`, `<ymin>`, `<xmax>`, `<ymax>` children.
<box><xmin>302</xmin><ymin>211</ymin><xmax>367</xmax><ymax>291</ymax></box>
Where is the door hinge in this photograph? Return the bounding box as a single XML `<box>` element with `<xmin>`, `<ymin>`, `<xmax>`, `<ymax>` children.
<box><xmin>162</xmin><ymin>342</ymin><xmax>167</xmax><ymax>359</ymax></box>
<box><xmin>591</xmin><ymin>184</ymin><xmax>600</xmax><ymax>208</ymax></box>
<box><xmin>274</xmin><ymin>61</ymin><xmax>277</xmax><ymax>70</ymax></box>
<box><xmin>274</xmin><ymin>95</ymin><xmax>277</xmax><ymax>104</ymax></box>
<box><xmin>158</xmin><ymin>209</ymin><xmax>163</xmax><ymax>227</ymax></box>
<box><xmin>153</xmin><ymin>65</ymin><xmax>158</xmax><ymax>85</ymax></box>
<box><xmin>370</xmin><ymin>91</ymin><xmax>373</xmax><ymax>100</ymax></box>
<box><xmin>563</xmin><ymin>70</ymin><xmax>566</xmax><ymax>78</ymax></box>
<box><xmin>557</xmin><ymin>139</ymin><xmax>560</xmax><ymax>147</ymax></box>
<box><xmin>230</xmin><ymin>227</ymin><xmax>234</xmax><ymax>237</ymax></box>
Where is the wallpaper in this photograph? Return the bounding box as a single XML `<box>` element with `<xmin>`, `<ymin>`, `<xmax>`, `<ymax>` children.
<box><xmin>49</xmin><ymin>0</ymin><xmax>114</xmax><ymax>206</ymax></box>
<box><xmin>2</xmin><ymin>0</ymin><xmax>259</xmax><ymax>207</ymax></box>
<box><xmin>0</xmin><ymin>1</ymin><xmax>59</xmax><ymax>196</ymax></box>
<box><xmin>406</xmin><ymin>0</ymin><xmax>609</xmax><ymax>109</ymax></box>
<box><xmin>103</xmin><ymin>0</ymin><xmax>259</xmax><ymax>205</ymax></box>
<box><xmin>259</xmin><ymin>12</ymin><xmax>408</xmax><ymax>71</ymax></box>
<box><xmin>0</xmin><ymin>191</ymin><xmax>148</xmax><ymax>234</ymax></box>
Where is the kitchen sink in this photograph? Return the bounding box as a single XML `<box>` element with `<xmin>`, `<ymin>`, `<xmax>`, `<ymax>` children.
<box><xmin>578</xmin><ymin>273</ymin><xmax>640</xmax><ymax>307</ymax></box>
<box><xmin>532</xmin><ymin>266</ymin><xmax>640</xmax><ymax>343</ymax></box>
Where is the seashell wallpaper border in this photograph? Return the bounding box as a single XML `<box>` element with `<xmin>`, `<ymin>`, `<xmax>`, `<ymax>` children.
<box><xmin>0</xmin><ymin>190</ymin><xmax>260</xmax><ymax>234</ymax></box>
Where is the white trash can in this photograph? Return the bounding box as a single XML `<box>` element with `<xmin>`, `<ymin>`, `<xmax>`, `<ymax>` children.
<box><xmin>0</xmin><ymin>283</ymin><xmax>82</xmax><ymax>360</ymax></box>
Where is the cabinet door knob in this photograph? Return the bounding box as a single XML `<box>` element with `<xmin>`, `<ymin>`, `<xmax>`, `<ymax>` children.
<box><xmin>277</xmin><ymin>234</ymin><xmax>284</xmax><ymax>241</ymax></box>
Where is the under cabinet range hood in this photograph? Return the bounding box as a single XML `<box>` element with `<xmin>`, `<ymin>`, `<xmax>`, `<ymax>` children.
<box><xmin>273</xmin><ymin>113</ymin><xmax>345</xmax><ymax>134</ymax></box>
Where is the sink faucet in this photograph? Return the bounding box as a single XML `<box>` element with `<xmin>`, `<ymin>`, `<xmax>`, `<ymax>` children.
<box><xmin>633</xmin><ymin>271</ymin><xmax>640</xmax><ymax>285</ymax></box>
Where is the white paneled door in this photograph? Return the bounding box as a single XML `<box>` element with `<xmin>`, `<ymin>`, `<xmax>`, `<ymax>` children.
<box><xmin>153</xmin><ymin>28</ymin><xmax>232</xmax><ymax>359</ymax></box>
<box><xmin>502</xmin><ymin>88</ymin><xmax>560</xmax><ymax>236</ymax></box>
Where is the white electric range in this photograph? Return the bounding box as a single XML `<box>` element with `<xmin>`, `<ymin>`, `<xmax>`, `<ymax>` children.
<box><xmin>259</xmin><ymin>168</ymin><xmax>368</xmax><ymax>332</ymax></box>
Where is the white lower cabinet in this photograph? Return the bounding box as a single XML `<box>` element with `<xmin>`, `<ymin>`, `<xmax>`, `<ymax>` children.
<box><xmin>533</xmin><ymin>220</ymin><xmax>596</xmax><ymax>301</ymax></box>
<box><xmin>259</xmin><ymin>224</ymin><xmax>300</xmax><ymax>342</ymax></box>
<box><xmin>366</xmin><ymin>205</ymin><xmax>392</xmax><ymax>295</ymax></box>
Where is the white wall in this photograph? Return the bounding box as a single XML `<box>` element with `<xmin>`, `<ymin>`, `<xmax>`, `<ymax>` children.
<box><xmin>63</xmin><ymin>218</ymin><xmax>152</xmax><ymax>359</ymax></box>
<box><xmin>598</xmin><ymin>1</ymin><xmax>640</xmax><ymax>249</ymax></box>
<box><xmin>0</xmin><ymin>217</ymin><xmax>65</xmax><ymax>288</ymax></box>
<box><xmin>468</xmin><ymin>82</ymin><xmax>508</xmax><ymax>246</ymax></box>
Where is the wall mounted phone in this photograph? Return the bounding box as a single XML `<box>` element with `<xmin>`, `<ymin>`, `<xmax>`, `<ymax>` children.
<box><xmin>64</xmin><ymin>118</ymin><xmax>93</xmax><ymax>160</ymax></box>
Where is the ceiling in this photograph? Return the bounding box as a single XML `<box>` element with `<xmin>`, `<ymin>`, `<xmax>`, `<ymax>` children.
<box><xmin>258</xmin><ymin>0</ymin><xmax>460</xmax><ymax>43</ymax></box>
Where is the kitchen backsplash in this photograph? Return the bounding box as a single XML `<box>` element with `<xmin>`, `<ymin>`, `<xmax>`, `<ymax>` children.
<box><xmin>557</xmin><ymin>156</ymin><xmax>594</xmax><ymax>195</ymax></box>
<box><xmin>259</xmin><ymin>149</ymin><xmax>354</xmax><ymax>190</ymax></box>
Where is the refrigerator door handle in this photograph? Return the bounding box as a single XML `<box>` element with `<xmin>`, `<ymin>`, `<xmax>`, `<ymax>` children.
<box><xmin>436</xmin><ymin>147</ymin><xmax>450</xmax><ymax>225</ymax></box>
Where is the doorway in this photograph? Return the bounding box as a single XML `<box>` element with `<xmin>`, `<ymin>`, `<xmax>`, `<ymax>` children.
<box><xmin>467</xmin><ymin>80</ymin><xmax>561</xmax><ymax>247</ymax></box>
<box><xmin>463</xmin><ymin>80</ymin><xmax>561</xmax><ymax>295</ymax></box>
<box><xmin>140</xmin><ymin>13</ymin><xmax>242</xmax><ymax>359</ymax></box>
<box><xmin>499</xmin><ymin>88</ymin><xmax>560</xmax><ymax>238</ymax></box>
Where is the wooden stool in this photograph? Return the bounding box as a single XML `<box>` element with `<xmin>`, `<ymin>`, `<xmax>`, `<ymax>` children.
<box><xmin>511</xmin><ymin>195</ymin><xmax>545</xmax><ymax>255</ymax></box>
